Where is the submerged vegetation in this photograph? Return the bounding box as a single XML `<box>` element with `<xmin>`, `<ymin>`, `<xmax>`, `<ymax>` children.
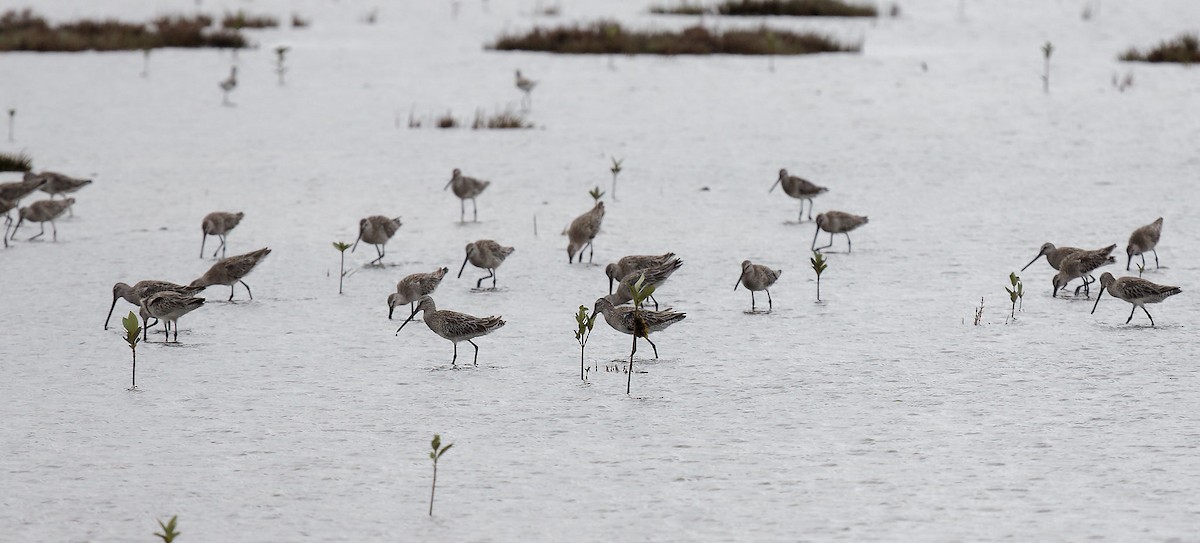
<box><xmin>221</xmin><ymin>11</ymin><xmax>279</xmax><ymax>30</ymax></box>
<box><xmin>653</xmin><ymin>0</ymin><xmax>876</xmax><ymax>16</ymax></box>
<box><xmin>472</xmin><ymin>109</ymin><xmax>534</xmax><ymax>129</ymax></box>
<box><xmin>0</xmin><ymin>9</ymin><xmax>246</xmax><ymax>52</ymax></box>
<box><xmin>1120</xmin><ymin>33</ymin><xmax>1200</xmax><ymax>64</ymax></box>
<box><xmin>491</xmin><ymin>21</ymin><xmax>859</xmax><ymax>56</ymax></box>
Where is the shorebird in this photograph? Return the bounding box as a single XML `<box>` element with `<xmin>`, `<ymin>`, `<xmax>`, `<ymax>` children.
<box><xmin>1021</xmin><ymin>242</ymin><xmax>1084</xmax><ymax>272</ymax></box>
<box><xmin>770</xmin><ymin>169</ymin><xmax>828</xmax><ymax>222</ymax></box>
<box><xmin>609</xmin><ymin>257</ymin><xmax>684</xmax><ymax>309</ymax></box>
<box><xmin>1052</xmin><ymin>244</ymin><xmax>1116</xmax><ymax>298</ymax></box>
<box><xmin>1126</xmin><ymin>217</ymin><xmax>1163</xmax><ymax>271</ymax></box>
<box><xmin>444</xmin><ymin>168</ymin><xmax>489</xmax><ymax>223</ymax></box>
<box><xmin>1091</xmin><ymin>272</ymin><xmax>1181</xmax><ymax>326</ymax></box>
<box><xmin>388</xmin><ymin>267</ymin><xmax>449</xmax><ymax>318</ymax></box>
<box><xmin>37</xmin><ymin>171</ymin><xmax>92</xmax><ymax>199</ymax></box>
<box><xmin>734</xmin><ymin>260</ymin><xmax>782</xmax><ymax>311</ymax></box>
<box><xmin>219</xmin><ymin>66</ymin><xmax>238</xmax><ymax>106</ymax></box>
<box><xmin>353</xmin><ymin>215</ymin><xmax>402</xmax><ymax>266</ymax></box>
<box><xmin>189</xmin><ymin>247</ymin><xmax>272</xmax><ymax>301</ymax></box>
<box><xmin>567</xmin><ymin>201</ymin><xmax>605</xmax><ymax>264</ymax></box>
<box><xmin>605</xmin><ymin>253</ymin><xmax>677</xmax><ymax>294</ymax></box>
<box><xmin>396</xmin><ymin>296</ymin><xmax>505</xmax><ymax>367</ymax></box>
<box><xmin>0</xmin><ymin>174</ymin><xmax>48</xmax><ymax>204</ymax></box>
<box><xmin>11</xmin><ymin>198</ymin><xmax>73</xmax><ymax>241</ymax></box>
<box><xmin>458</xmin><ymin>239</ymin><xmax>514</xmax><ymax>289</ymax></box>
<box><xmin>139</xmin><ymin>291</ymin><xmax>205</xmax><ymax>343</ymax></box>
<box><xmin>200</xmin><ymin>211</ymin><xmax>244</xmax><ymax>259</ymax></box>
<box><xmin>515</xmin><ymin>70</ymin><xmax>537</xmax><ymax>108</ymax></box>
<box><xmin>106</xmin><ymin>280</ymin><xmax>203</xmax><ymax>332</ymax></box>
<box><xmin>593</xmin><ymin>296</ymin><xmax>686</xmax><ymax>359</ymax></box>
<box><xmin>0</xmin><ymin>197</ymin><xmax>15</xmax><ymax>248</ymax></box>
<box><xmin>812</xmin><ymin>211</ymin><xmax>868</xmax><ymax>253</ymax></box>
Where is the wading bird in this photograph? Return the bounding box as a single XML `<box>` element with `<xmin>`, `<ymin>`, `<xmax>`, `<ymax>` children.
<box><xmin>1091</xmin><ymin>272</ymin><xmax>1181</xmax><ymax>326</ymax></box>
<box><xmin>458</xmin><ymin>239</ymin><xmax>513</xmax><ymax>289</ymax></box>
<box><xmin>396</xmin><ymin>296</ymin><xmax>505</xmax><ymax>367</ymax></box>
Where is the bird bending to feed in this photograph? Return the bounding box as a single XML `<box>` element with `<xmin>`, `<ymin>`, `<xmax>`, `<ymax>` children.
<box><xmin>219</xmin><ymin>66</ymin><xmax>237</xmax><ymax>106</ymax></box>
<box><xmin>812</xmin><ymin>211</ymin><xmax>868</xmax><ymax>253</ymax></box>
<box><xmin>106</xmin><ymin>280</ymin><xmax>203</xmax><ymax>332</ymax></box>
<box><xmin>388</xmin><ymin>267</ymin><xmax>449</xmax><ymax>319</ymax></box>
<box><xmin>1126</xmin><ymin>217</ymin><xmax>1163</xmax><ymax>271</ymax></box>
<box><xmin>11</xmin><ymin>198</ymin><xmax>73</xmax><ymax>241</ymax></box>
<box><xmin>444</xmin><ymin>168</ymin><xmax>490</xmax><ymax>222</ymax></box>
<box><xmin>1091</xmin><ymin>272</ymin><xmax>1180</xmax><ymax>326</ymax></box>
<box><xmin>770</xmin><ymin>169</ymin><xmax>828</xmax><ymax>222</ymax></box>
<box><xmin>0</xmin><ymin>174</ymin><xmax>48</xmax><ymax>204</ymax></box>
<box><xmin>735</xmin><ymin>260</ymin><xmax>782</xmax><ymax>312</ymax></box>
<box><xmin>190</xmin><ymin>247</ymin><xmax>272</xmax><ymax>301</ymax></box>
<box><xmin>605</xmin><ymin>253</ymin><xmax>677</xmax><ymax>295</ymax></box>
<box><xmin>139</xmin><ymin>291</ymin><xmax>205</xmax><ymax>343</ymax></box>
<box><xmin>458</xmin><ymin>239</ymin><xmax>514</xmax><ymax>289</ymax></box>
<box><xmin>1051</xmin><ymin>244</ymin><xmax>1116</xmax><ymax>298</ymax></box>
<box><xmin>593</xmin><ymin>296</ymin><xmax>686</xmax><ymax>359</ymax></box>
<box><xmin>515</xmin><ymin>69</ymin><xmax>536</xmax><ymax>108</ymax></box>
<box><xmin>354</xmin><ymin>215</ymin><xmax>402</xmax><ymax>266</ymax></box>
<box><xmin>609</xmin><ymin>257</ymin><xmax>684</xmax><ymax>309</ymax></box>
<box><xmin>0</xmin><ymin>197</ymin><xmax>15</xmax><ymax>248</ymax></box>
<box><xmin>200</xmin><ymin>211</ymin><xmax>244</xmax><ymax>259</ymax></box>
<box><xmin>1021</xmin><ymin>242</ymin><xmax>1084</xmax><ymax>272</ymax></box>
<box><xmin>36</xmin><ymin>171</ymin><xmax>92</xmax><ymax>198</ymax></box>
<box><xmin>396</xmin><ymin>296</ymin><xmax>505</xmax><ymax>367</ymax></box>
<box><xmin>567</xmin><ymin>201</ymin><xmax>605</xmax><ymax>264</ymax></box>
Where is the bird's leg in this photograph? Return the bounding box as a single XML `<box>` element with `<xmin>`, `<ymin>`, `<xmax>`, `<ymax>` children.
<box><xmin>1152</xmin><ymin>250</ymin><xmax>1159</xmax><ymax>269</ymax></box>
<box><xmin>645</xmin><ymin>336</ymin><xmax>660</xmax><ymax>359</ymax></box>
<box><xmin>492</xmin><ymin>269</ymin><xmax>497</xmax><ymax>289</ymax></box>
<box><xmin>650</xmin><ymin>294</ymin><xmax>659</xmax><ymax>311</ymax></box>
<box><xmin>846</xmin><ymin>233</ymin><xmax>852</xmax><ymax>253</ymax></box>
<box><xmin>163</xmin><ymin>321</ymin><xmax>170</xmax><ymax>342</ymax></box>
<box><xmin>806</xmin><ymin>198</ymin><xmax>814</xmax><ymax>221</ymax></box>
<box><xmin>241</xmin><ymin>280</ymin><xmax>253</xmax><ymax>300</ymax></box>
<box><xmin>767</xmin><ymin>289</ymin><xmax>773</xmax><ymax>310</ymax></box>
<box><xmin>810</xmin><ymin>227</ymin><xmax>820</xmax><ymax>252</ymax></box>
<box><xmin>451</xmin><ymin>343</ymin><xmax>458</xmax><ymax>367</ymax></box>
<box><xmin>1140</xmin><ymin>253</ymin><xmax>1146</xmax><ymax>269</ymax></box>
<box><xmin>29</xmin><ymin>222</ymin><xmax>44</xmax><ymax>241</ymax></box>
<box><xmin>228</xmin><ymin>285</ymin><xmax>235</xmax><ymax>301</ymax></box>
<box><xmin>1142</xmin><ymin>306</ymin><xmax>1155</xmax><ymax>326</ymax></box>
<box><xmin>173</xmin><ymin>322</ymin><xmax>179</xmax><ymax>343</ymax></box>
<box><xmin>476</xmin><ymin>269</ymin><xmax>494</xmax><ymax>289</ymax></box>
<box><xmin>459</xmin><ymin>198</ymin><xmax>465</xmax><ymax>223</ymax></box>
<box><xmin>797</xmin><ymin>202</ymin><xmax>804</xmax><ymax>223</ymax></box>
<box><xmin>588</xmin><ymin>241</ymin><xmax>594</xmax><ymax>264</ymax></box>
<box><xmin>1126</xmin><ymin>305</ymin><xmax>1136</xmax><ymax>324</ymax></box>
<box><xmin>815</xmin><ymin>232</ymin><xmax>835</xmax><ymax>252</ymax></box>
<box><xmin>472</xmin><ymin>198</ymin><xmax>479</xmax><ymax>222</ymax></box>
<box><xmin>51</xmin><ymin>220</ymin><xmax>57</xmax><ymax>242</ymax></box>
<box><xmin>469</xmin><ymin>339</ymin><xmax>479</xmax><ymax>366</ymax></box>
<box><xmin>751</xmin><ymin>291</ymin><xmax>756</xmax><ymax>312</ymax></box>
<box><xmin>370</xmin><ymin>244</ymin><xmax>384</xmax><ymax>266</ymax></box>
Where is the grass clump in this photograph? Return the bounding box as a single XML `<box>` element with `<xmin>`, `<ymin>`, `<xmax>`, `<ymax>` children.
<box><xmin>436</xmin><ymin>112</ymin><xmax>460</xmax><ymax>129</ymax></box>
<box><xmin>1120</xmin><ymin>34</ymin><xmax>1200</xmax><ymax>64</ymax></box>
<box><xmin>0</xmin><ymin>9</ymin><xmax>246</xmax><ymax>51</ymax></box>
<box><xmin>491</xmin><ymin>21</ymin><xmax>858</xmax><ymax>55</ymax></box>
<box><xmin>221</xmin><ymin>11</ymin><xmax>279</xmax><ymax>30</ymax></box>
<box><xmin>0</xmin><ymin>151</ymin><xmax>31</xmax><ymax>172</ymax></box>
<box><xmin>472</xmin><ymin>109</ymin><xmax>533</xmax><ymax>129</ymax></box>
<box><xmin>650</xmin><ymin>2</ymin><xmax>710</xmax><ymax>15</ymax></box>
<box><xmin>718</xmin><ymin>0</ymin><xmax>876</xmax><ymax>16</ymax></box>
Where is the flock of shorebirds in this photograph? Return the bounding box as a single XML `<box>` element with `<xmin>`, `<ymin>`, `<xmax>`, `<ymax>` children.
<box><xmin>1</xmin><ymin>154</ymin><xmax>1180</xmax><ymax>369</ymax></box>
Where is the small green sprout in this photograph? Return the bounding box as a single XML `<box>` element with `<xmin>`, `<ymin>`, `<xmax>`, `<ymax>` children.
<box><xmin>625</xmin><ymin>274</ymin><xmax>656</xmax><ymax>395</ymax></box>
<box><xmin>609</xmin><ymin>156</ymin><xmax>623</xmax><ymax>200</ymax></box>
<box><xmin>574</xmin><ymin>305</ymin><xmax>597</xmax><ymax>380</ymax></box>
<box><xmin>1005</xmin><ymin>272</ymin><xmax>1024</xmax><ymax>322</ymax></box>
<box><xmin>122</xmin><ymin>311</ymin><xmax>141</xmax><ymax>390</ymax></box>
<box><xmin>588</xmin><ymin>186</ymin><xmax>605</xmax><ymax>203</ymax></box>
<box><xmin>429</xmin><ymin>434</ymin><xmax>454</xmax><ymax>516</ymax></box>
<box><xmin>154</xmin><ymin>515</ymin><xmax>180</xmax><ymax>543</ymax></box>
<box><xmin>333</xmin><ymin>241</ymin><xmax>352</xmax><ymax>294</ymax></box>
<box><xmin>810</xmin><ymin>251</ymin><xmax>828</xmax><ymax>302</ymax></box>
<box><xmin>1136</xmin><ymin>262</ymin><xmax>1145</xmax><ymax>278</ymax></box>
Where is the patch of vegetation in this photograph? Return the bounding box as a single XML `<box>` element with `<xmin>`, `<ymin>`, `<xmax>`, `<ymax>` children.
<box><xmin>652</xmin><ymin>0</ymin><xmax>876</xmax><ymax>16</ymax></box>
<box><xmin>437</xmin><ymin>112</ymin><xmax>460</xmax><ymax>129</ymax></box>
<box><xmin>491</xmin><ymin>21</ymin><xmax>858</xmax><ymax>55</ymax></box>
<box><xmin>0</xmin><ymin>151</ymin><xmax>31</xmax><ymax>172</ymax></box>
<box><xmin>472</xmin><ymin>109</ymin><xmax>533</xmax><ymax>129</ymax></box>
<box><xmin>0</xmin><ymin>9</ymin><xmax>246</xmax><ymax>51</ymax></box>
<box><xmin>650</xmin><ymin>2</ymin><xmax>710</xmax><ymax>15</ymax></box>
<box><xmin>291</xmin><ymin>13</ymin><xmax>310</xmax><ymax>28</ymax></box>
<box><xmin>1120</xmin><ymin>33</ymin><xmax>1200</xmax><ymax>64</ymax></box>
<box><xmin>221</xmin><ymin>11</ymin><xmax>279</xmax><ymax>30</ymax></box>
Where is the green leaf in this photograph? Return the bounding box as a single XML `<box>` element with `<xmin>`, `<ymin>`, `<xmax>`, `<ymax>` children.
<box><xmin>431</xmin><ymin>434</ymin><xmax>441</xmax><ymax>451</ymax></box>
<box><xmin>438</xmin><ymin>443</ymin><xmax>454</xmax><ymax>458</ymax></box>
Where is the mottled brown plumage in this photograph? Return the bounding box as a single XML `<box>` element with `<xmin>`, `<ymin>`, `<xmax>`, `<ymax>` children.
<box><xmin>444</xmin><ymin>169</ymin><xmax>490</xmax><ymax>222</ymax></box>
<box><xmin>106</xmin><ymin>280</ymin><xmax>203</xmax><ymax>331</ymax></box>
<box><xmin>458</xmin><ymin>239</ymin><xmax>514</xmax><ymax>289</ymax></box>
<box><xmin>812</xmin><ymin>211</ymin><xmax>868</xmax><ymax>253</ymax></box>
<box><xmin>566</xmin><ymin>202</ymin><xmax>605</xmax><ymax>264</ymax></box>
<box><xmin>605</xmin><ymin>253</ymin><xmax>677</xmax><ymax>294</ymax></box>
<box><xmin>139</xmin><ymin>291</ymin><xmax>206</xmax><ymax>342</ymax></box>
<box><xmin>201</xmin><ymin>211</ymin><xmax>244</xmax><ymax>259</ymax></box>
<box><xmin>1091</xmin><ymin>272</ymin><xmax>1181</xmax><ymax>326</ymax></box>
<box><xmin>190</xmin><ymin>247</ymin><xmax>272</xmax><ymax>301</ymax></box>
<box><xmin>388</xmin><ymin>267</ymin><xmax>449</xmax><ymax>318</ymax></box>
<box><xmin>735</xmin><ymin>260</ymin><xmax>783</xmax><ymax>311</ymax></box>
<box><xmin>593</xmin><ymin>296</ymin><xmax>686</xmax><ymax>359</ymax></box>
<box><xmin>1052</xmin><ymin>245</ymin><xmax>1116</xmax><ymax>297</ymax></box>
<box><xmin>396</xmin><ymin>296</ymin><xmax>505</xmax><ymax>366</ymax></box>
<box><xmin>770</xmin><ymin>168</ymin><xmax>828</xmax><ymax>222</ymax></box>
<box><xmin>353</xmin><ymin>215</ymin><xmax>402</xmax><ymax>265</ymax></box>
<box><xmin>1126</xmin><ymin>217</ymin><xmax>1163</xmax><ymax>271</ymax></box>
<box><xmin>11</xmin><ymin>198</ymin><xmax>74</xmax><ymax>241</ymax></box>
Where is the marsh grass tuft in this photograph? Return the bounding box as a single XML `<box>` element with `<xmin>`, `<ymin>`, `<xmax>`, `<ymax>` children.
<box><xmin>0</xmin><ymin>151</ymin><xmax>31</xmax><ymax>172</ymax></box>
<box><xmin>221</xmin><ymin>11</ymin><xmax>279</xmax><ymax>29</ymax></box>
<box><xmin>472</xmin><ymin>109</ymin><xmax>533</xmax><ymax>129</ymax></box>
<box><xmin>1120</xmin><ymin>34</ymin><xmax>1200</xmax><ymax>64</ymax></box>
<box><xmin>154</xmin><ymin>515</ymin><xmax>180</xmax><ymax>543</ymax></box>
<box><xmin>437</xmin><ymin>112</ymin><xmax>460</xmax><ymax>129</ymax></box>
<box><xmin>491</xmin><ymin>21</ymin><xmax>859</xmax><ymax>55</ymax></box>
<box><xmin>0</xmin><ymin>10</ymin><xmax>246</xmax><ymax>51</ymax></box>
<box><xmin>652</xmin><ymin>0</ymin><xmax>876</xmax><ymax>16</ymax></box>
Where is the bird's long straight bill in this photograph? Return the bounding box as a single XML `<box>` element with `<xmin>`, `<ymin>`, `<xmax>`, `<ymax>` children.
<box><xmin>104</xmin><ymin>295</ymin><xmax>119</xmax><ymax>329</ymax></box>
<box><xmin>396</xmin><ymin>310</ymin><xmax>418</xmax><ymax>334</ymax></box>
<box><xmin>351</xmin><ymin>232</ymin><xmax>362</xmax><ymax>253</ymax></box>
<box><xmin>1020</xmin><ymin>254</ymin><xmax>1041</xmax><ymax>272</ymax></box>
<box><xmin>734</xmin><ymin>273</ymin><xmax>744</xmax><ymax>291</ymax></box>
<box><xmin>443</xmin><ymin>178</ymin><xmax>454</xmax><ymax>190</ymax></box>
<box><xmin>1090</xmin><ymin>289</ymin><xmax>1104</xmax><ymax>314</ymax></box>
<box><xmin>457</xmin><ymin>253</ymin><xmax>470</xmax><ymax>278</ymax></box>
<box><xmin>768</xmin><ymin>179</ymin><xmax>780</xmax><ymax>193</ymax></box>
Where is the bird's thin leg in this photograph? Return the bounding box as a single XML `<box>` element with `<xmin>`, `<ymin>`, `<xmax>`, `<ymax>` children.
<box><xmin>1126</xmin><ymin>305</ymin><xmax>1136</xmax><ymax>324</ymax></box>
<box><xmin>51</xmin><ymin>221</ymin><xmax>58</xmax><ymax>242</ymax></box>
<box><xmin>645</xmin><ymin>336</ymin><xmax>660</xmax><ymax>359</ymax></box>
<box><xmin>228</xmin><ymin>285</ymin><xmax>235</xmax><ymax>301</ymax></box>
<box><xmin>492</xmin><ymin>269</ymin><xmax>497</xmax><ymax>289</ymax></box>
<box><xmin>810</xmin><ymin>227</ymin><xmax>820</xmax><ymax>252</ymax></box>
<box><xmin>163</xmin><ymin>321</ymin><xmax>170</xmax><ymax>342</ymax></box>
<box><xmin>846</xmin><ymin>233</ymin><xmax>852</xmax><ymax>253</ymax></box>
<box><xmin>459</xmin><ymin>199</ymin><xmax>465</xmax><ymax>223</ymax></box>
<box><xmin>1140</xmin><ymin>253</ymin><xmax>1146</xmax><ymax>269</ymax></box>
<box><xmin>767</xmin><ymin>289</ymin><xmax>773</xmax><ymax>310</ymax></box>
<box><xmin>1142</xmin><ymin>306</ymin><xmax>1155</xmax><ymax>326</ymax></box>
<box><xmin>241</xmin><ymin>280</ymin><xmax>253</xmax><ymax>300</ymax></box>
<box><xmin>751</xmin><ymin>290</ymin><xmax>756</xmax><ymax>311</ymax></box>
<box><xmin>173</xmin><ymin>322</ymin><xmax>179</xmax><ymax>343</ymax></box>
<box><xmin>29</xmin><ymin>223</ymin><xmax>44</xmax><ymax>241</ymax></box>
<box><xmin>472</xmin><ymin>198</ymin><xmax>479</xmax><ymax>222</ymax></box>
<box><xmin>469</xmin><ymin>340</ymin><xmax>479</xmax><ymax>366</ymax></box>
<box><xmin>815</xmin><ymin>232</ymin><xmax>834</xmax><ymax>252</ymax></box>
<box><xmin>452</xmin><ymin>343</ymin><xmax>458</xmax><ymax>367</ymax></box>
<box><xmin>1152</xmin><ymin>250</ymin><xmax>1159</xmax><ymax>269</ymax></box>
<box><xmin>797</xmin><ymin>202</ymin><xmax>804</xmax><ymax>223</ymax></box>
<box><xmin>370</xmin><ymin>244</ymin><xmax>384</xmax><ymax>266</ymax></box>
<box><xmin>476</xmin><ymin>269</ymin><xmax>494</xmax><ymax>289</ymax></box>
<box><xmin>588</xmin><ymin>241</ymin><xmax>594</xmax><ymax>264</ymax></box>
<box><xmin>806</xmin><ymin>198</ymin><xmax>814</xmax><ymax>221</ymax></box>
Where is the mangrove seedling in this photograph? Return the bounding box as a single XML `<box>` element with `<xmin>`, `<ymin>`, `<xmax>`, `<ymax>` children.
<box><xmin>973</xmin><ymin>297</ymin><xmax>984</xmax><ymax>326</ymax></box>
<box><xmin>275</xmin><ymin>46</ymin><xmax>290</xmax><ymax>86</ymax></box>
<box><xmin>574</xmin><ymin>305</ymin><xmax>597</xmax><ymax>380</ymax></box>
<box><xmin>428</xmin><ymin>434</ymin><xmax>454</xmax><ymax>516</ymax></box>
<box><xmin>122</xmin><ymin>311</ymin><xmax>141</xmax><ymax>390</ymax></box>
<box><xmin>1005</xmin><ymin>272</ymin><xmax>1024</xmax><ymax>323</ymax></box>
<box><xmin>609</xmin><ymin>157</ymin><xmax>623</xmax><ymax>200</ymax></box>
<box><xmin>1041</xmin><ymin>41</ymin><xmax>1054</xmax><ymax>93</ymax></box>
<box><xmin>810</xmin><ymin>251</ymin><xmax>827</xmax><ymax>302</ymax></box>
<box><xmin>1136</xmin><ymin>262</ymin><xmax>1145</xmax><ymax>278</ymax></box>
<box><xmin>627</xmin><ymin>274</ymin><xmax>656</xmax><ymax>395</ymax></box>
<box><xmin>588</xmin><ymin>186</ymin><xmax>605</xmax><ymax>203</ymax></box>
<box><xmin>7</xmin><ymin>109</ymin><xmax>14</xmax><ymax>142</ymax></box>
<box><xmin>154</xmin><ymin>515</ymin><xmax>180</xmax><ymax>543</ymax></box>
<box><xmin>333</xmin><ymin>241</ymin><xmax>351</xmax><ymax>294</ymax></box>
